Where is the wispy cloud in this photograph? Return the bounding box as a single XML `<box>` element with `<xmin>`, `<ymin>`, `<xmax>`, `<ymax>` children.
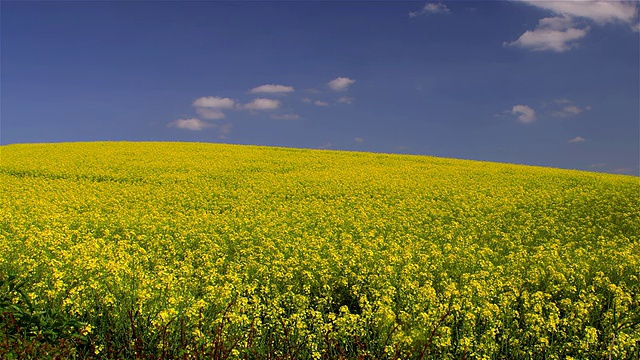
<box><xmin>243</xmin><ymin>98</ymin><xmax>281</xmax><ymax>110</ymax></box>
<box><xmin>590</xmin><ymin>163</ymin><xmax>607</xmax><ymax>168</ymax></box>
<box><xmin>355</xmin><ymin>137</ymin><xmax>364</xmax><ymax>143</ymax></box>
<box><xmin>319</xmin><ymin>142</ymin><xmax>333</xmax><ymax>149</ymax></box>
<box><xmin>168</xmin><ymin>118</ymin><xmax>213</xmax><ymax>131</ymax></box>
<box><xmin>328</xmin><ymin>77</ymin><xmax>356</xmax><ymax>92</ymax></box>
<box><xmin>511</xmin><ymin>104</ymin><xmax>536</xmax><ymax>123</ymax></box>
<box><xmin>314</xmin><ymin>100</ymin><xmax>329</xmax><ymax>107</ymax></box>
<box><xmin>548</xmin><ymin>99</ymin><xmax>590</xmax><ymax>118</ymax></box>
<box><xmin>568</xmin><ymin>136</ymin><xmax>586</xmax><ymax>143</ymax></box>
<box><xmin>216</xmin><ymin>123</ymin><xmax>233</xmax><ymax>139</ymax></box>
<box><xmin>337</xmin><ymin>96</ymin><xmax>355</xmax><ymax>104</ymax></box>
<box><xmin>553</xmin><ymin>105</ymin><xmax>584</xmax><ymax>117</ymax></box>
<box><xmin>409</xmin><ymin>2</ymin><xmax>451</xmax><ymax>17</ymax></box>
<box><xmin>270</xmin><ymin>114</ymin><xmax>300</xmax><ymax>120</ymax></box>
<box><xmin>249</xmin><ymin>84</ymin><xmax>295</xmax><ymax>94</ymax></box>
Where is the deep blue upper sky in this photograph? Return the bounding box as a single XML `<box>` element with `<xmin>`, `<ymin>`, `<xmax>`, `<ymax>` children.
<box><xmin>2</xmin><ymin>1</ymin><xmax>639</xmax><ymax>175</ymax></box>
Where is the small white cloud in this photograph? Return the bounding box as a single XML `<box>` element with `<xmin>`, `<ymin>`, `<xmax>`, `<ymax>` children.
<box><xmin>314</xmin><ymin>100</ymin><xmax>329</xmax><ymax>107</ymax></box>
<box><xmin>551</xmin><ymin>105</ymin><xmax>583</xmax><ymax>117</ymax></box>
<box><xmin>249</xmin><ymin>84</ymin><xmax>295</xmax><ymax>94</ymax></box>
<box><xmin>505</xmin><ymin>16</ymin><xmax>589</xmax><ymax>52</ymax></box>
<box><xmin>168</xmin><ymin>118</ymin><xmax>213</xmax><ymax>131</ymax></box>
<box><xmin>337</xmin><ymin>96</ymin><xmax>355</xmax><ymax>104</ymax></box>
<box><xmin>243</xmin><ymin>98</ymin><xmax>281</xmax><ymax>110</ymax></box>
<box><xmin>328</xmin><ymin>77</ymin><xmax>356</xmax><ymax>92</ymax></box>
<box><xmin>195</xmin><ymin>107</ymin><xmax>226</xmax><ymax>120</ymax></box>
<box><xmin>354</xmin><ymin>137</ymin><xmax>364</xmax><ymax>143</ymax></box>
<box><xmin>568</xmin><ymin>136</ymin><xmax>586</xmax><ymax>143</ymax></box>
<box><xmin>512</xmin><ymin>104</ymin><xmax>536</xmax><ymax>123</ymax></box>
<box><xmin>270</xmin><ymin>114</ymin><xmax>300</xmax><ymax>120</ymax></box>
<box><xmin>192</xmin><ymin>96</ymin><xmax>235</xmax><ymax>109</ymax></box>
<box><xmin>565</xmin><ymin>106</ymin><xmax>583</xmax><ymax>114</ymax></box>
<box><xmin>302</xmin><ymin>97</ymin><xmax>313</xmax><ymax>103</ymax></box>
<box><xmin>409</xmin><ymin>2</ymin><xmax>450</xmax><ymax>17</ymax></box>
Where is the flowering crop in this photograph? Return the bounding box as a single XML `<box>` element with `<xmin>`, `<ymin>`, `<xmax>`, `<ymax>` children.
<box><xmin>1</xmin><ymin>142</ymin><xmax>639</xmax><ymax>358</ymax></box>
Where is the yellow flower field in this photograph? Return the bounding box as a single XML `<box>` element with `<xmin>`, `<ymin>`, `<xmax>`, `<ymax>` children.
<box><xmin>1</xmin><ymin>142</ymin><xmax>639</xmax><ymax>359</ymax></box>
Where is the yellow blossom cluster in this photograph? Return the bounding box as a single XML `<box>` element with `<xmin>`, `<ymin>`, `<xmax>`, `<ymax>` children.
<box><xmin>1</xmin><ymin>142</ymin><xmax>638</xmax><ymax>358</ymax></box>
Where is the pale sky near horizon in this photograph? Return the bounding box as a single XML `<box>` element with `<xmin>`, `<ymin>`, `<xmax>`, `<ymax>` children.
<box><xmin>2</xmin><ymin>1</ymin><xmax>639</xmax><ymax>175</ymax></box>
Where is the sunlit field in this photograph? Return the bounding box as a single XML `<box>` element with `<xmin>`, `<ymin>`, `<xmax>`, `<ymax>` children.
<box><xmin>1</xmin><ymin>142</ymin><xmax>639</xmax><ymax>359</ymax></box>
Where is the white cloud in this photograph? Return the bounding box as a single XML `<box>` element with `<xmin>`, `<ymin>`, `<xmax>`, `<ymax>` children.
<box><xmin>508</xmin><ymin>1</ymin><xmax>639</xmax><ymax>52</ymax></box>
<box><xmin>302</xmin><ymin>97</ymin><xmax>313</xmax><ymax>103</ymax></box>
<box><xmin>314</xmin><ymin>100</ymin><xmax>329</xmax><ymax>107</ymax></box>
<box><xmin>506</xmin><ymin>16</ymin><xmax>589</xmax><ymax>52</ymax></box>
<box><xmin>243</xmin><ymin>98</ymin><xmax>281</xmax><ymax>110</ymax></box>
<box><xmin>192</xmin><ymin>96</ymin><xmax>235</xmax><ymax>109</ymax></box>
<box><xmin>328</xmin><ymin>77</ymin><xmax>356</xmax><ymax>92</ymax></box>
<box><xmin>425</xmin><ymin>2</ymin><xmax>450</xmax><ymax>14</ymax></box>
<box><xmin>409</xmin><ymin>2</ymin><xmax>451</xmax><ymax>17</ymax></box>
<box><xmin>270</xmin><ymin>114</ymin><xmax>300</xmax><ymax>120</ymax></box>
<box><xmin>249</xmin><ymin>84</ymin><xmax>295</xmax><ymax>94</ymax></box>
<box><xmin>520</xmin><ymin>1</ymin><xmax>638</xmax><ymax>25</ymax></box>
<box><xmin>512</xmin><ymin>104</ymin><xmax>536</xmax><ymax>123</ymax></box>
<box><xmin>195</xmin><ymin>107</ymin><xmax>226</xmax><ymax>120</ymax></box>
<box><xmin>191</xmin><ymin>96</ymin><xmax>236</xmax><ymax>120</ymax></box>
<box><xmin>168</xmin><ymin>118</ymin><xmax>213</xmax><ymax>131</ymax></box>
<box><xmin>568</xmin><ymin>136</ymin><xmax>586</xmax><ymax>143</ymax></box>
<box><xmin>337</xmin><ymin>96</ymin><xmax>355</xmax><ymax>104</ymax></box>
<box><xmin>355</xmin><ymin>137</ymin><xmax>364</xmax><ymax>143</ymax></box>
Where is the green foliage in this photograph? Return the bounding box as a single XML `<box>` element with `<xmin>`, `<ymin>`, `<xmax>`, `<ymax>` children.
<box><xmin>0</xmin><ymin>274</ymin><xmax>91</xmax><ymax>359</ymax></box>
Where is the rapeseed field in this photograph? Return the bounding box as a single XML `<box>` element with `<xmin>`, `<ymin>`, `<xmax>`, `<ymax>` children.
<box><xmin>1</xmin><ymin>142</ymin><xmax>639</xmax><ymax>359</ymax></box>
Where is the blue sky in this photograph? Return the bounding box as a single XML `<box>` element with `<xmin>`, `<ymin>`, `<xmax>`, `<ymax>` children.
<box><xmin>2</xmin><ymin>1</ymin><xmax>639</xmax><ymax>175</ymax></box>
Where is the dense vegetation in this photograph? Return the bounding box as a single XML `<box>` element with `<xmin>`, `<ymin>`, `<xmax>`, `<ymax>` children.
<box><xmin>1</xmin><ymin>142</ymin><xmax>639</xmax><ymax>359</ymax></box>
